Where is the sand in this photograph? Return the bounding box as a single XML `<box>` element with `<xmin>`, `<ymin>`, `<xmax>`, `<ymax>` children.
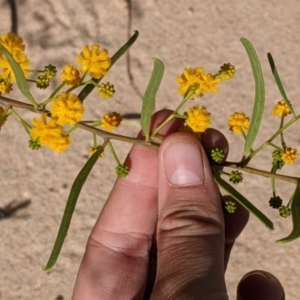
<box><xmin>1</xmin><ymin>0</ymin><xmax>300</xmax><ymax>299</ymax></box>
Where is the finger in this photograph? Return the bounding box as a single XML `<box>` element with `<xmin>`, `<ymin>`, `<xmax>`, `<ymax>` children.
<box><xmin>201</xmin><ymin>128</ymin><xmax>229</xmax><ymax>159</ymax></box>
<box><xmin>73</xmin><ymin>110</ymin><xmax>182</xmax><ymax>300</ymax></box>
<box><xmin>237</xmin><ymin>270</ymin><xmax>285</xmax><ymax>300</ymax></box>
<box><xmin>146</xmin><ymin>129</ymin><xmax>242</xmax><ymax>297</ymax></box>
<box><xmin>152</xmin><ymin>132</ymin><xmax>227</xmax><ymax>299</ymax></box>
<box><xmin>201</xmin><ymin>129</ymin><xmax>249</xmax><ymax>270</ymax></box>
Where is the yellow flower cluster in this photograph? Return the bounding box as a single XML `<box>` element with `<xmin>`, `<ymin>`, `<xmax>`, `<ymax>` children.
<box><xmin>185</xmin><ymin>105</ymin><xmax>211</xmax><ymax>133</ymax></box>
<box><xmin>29</xmin><ymin>92</ymin><xmax>84</xmax><ymax>152</ymax></box>
<box><xmin>30</xmin><ymin>113</ymin><xmax>71</xmax><ymax>152</ymax></box>
<box><xmin>228</xmin><ymin>112</ymin><xmax>250</xmax><ymax>134</ymax></box>
<box><xmin>0</xmin><ymin>32</ymin><xmax>31</xmax><ymax>83</ymax></box>
<box><xmin>281</xmin><ymin>147</ymin><xmax>298</xmax><ymax>164</ymax></box>
<box><xmin>61</xmin><ymin>64</ymin><xmax>81</xmax><ymax>86</ymax></box>
<box><xmin>76</xmin><ymin>44</ymin><xmax>111</xmax><ymax>78</ymax></box>
<box><xmin>51</xmin><ymin>92</ymin><xmax>84</xmax><ymax>125</ymax></box>
<box><xmin>177</xmin><ymin>67</ymin><xmax>221</xmax><ymax>99</ymax></box>
<box><xmin>101</xmin><ymin>112</ymin><xmax>122</xmax><ymax>131</ymax></box>
<box><xmin>0</xmin><ymin>32</ymin><xmax>25</xmax><ymax>52</ymax></box>
<box><xmin>25</xmin><ymin>39</ymin><xmax>115</xmax><ymax>152</ymax></box>
<box><xmin>272</xmin><ymin>100</ymin><xmax>291</xmax><ymax>117</ymax></box>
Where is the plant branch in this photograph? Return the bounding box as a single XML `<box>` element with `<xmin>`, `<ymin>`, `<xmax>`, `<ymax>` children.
<box><xmin>0</xmin><ymin>95</ymin><xmax>159</xmax><ymax>149</ymax></box>
<box><xmin>2</xmin><ymin>95</ymin><xmax>300</xmax><ymax>180</ymax></box>
<box><xmin>0</xmin><ymin>95</ymin><xmax>40</xmax><ymax>112</ymax></box>
<box><xmin>220</xmin><ymin>161</ymin><xmax>299</xmax><ymax>184</ymax></box>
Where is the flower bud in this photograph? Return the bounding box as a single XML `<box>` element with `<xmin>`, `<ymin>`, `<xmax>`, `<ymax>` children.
<box><xmin>116</xmin><ymin>164</ymin><xmax>130</xmax><ymax>178</ymax></box>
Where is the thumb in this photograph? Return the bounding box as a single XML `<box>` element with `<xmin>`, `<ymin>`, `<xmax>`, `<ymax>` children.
<box><xmin>152</xmin><ymin>132</ymin><xmax>227</xmax><ymax>299</ymax></box>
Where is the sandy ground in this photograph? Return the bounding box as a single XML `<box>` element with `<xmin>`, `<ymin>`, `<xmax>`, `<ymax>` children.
<box><xmin>1</xmin><ymin>0</ymin><xmax>300</xmax><ymax>299</ymax></box>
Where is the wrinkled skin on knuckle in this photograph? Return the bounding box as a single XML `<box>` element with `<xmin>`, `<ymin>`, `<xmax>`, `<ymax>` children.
<box><xmin>87</xmin><ymin>229</ymin><xmax>152</xmax><ymax>259</ymax></box>
<box><xmin>158</xmin><ymin>200</ymin><xmax>224</xmax><ymax>243</ymax></box>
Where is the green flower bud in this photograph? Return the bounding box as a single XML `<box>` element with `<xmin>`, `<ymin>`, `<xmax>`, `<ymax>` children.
<box><xmin>229</xmin><ymin>170</ymin><xmax>243</xmax><ymax>184</ymax></box>
<box><xmin>44</xmin><ymin>64</ymin><xmax>57</xmax><ymax>79</ymax></box>
<box><xmin>269</xmin><ymin>196</ymin><xmax>283</xmax><ymax>209</ymax></box>
<box><xmin>224</xmin><ymin>200</ymin><xmax>237</xmax><ymax>213</ymax></box>
<box><xmin>272</xmin><ymin>150</ymin><xmax>285</xmax><ymax>170</ymax></box>
<box><xmin>28</xmin><ymin>138</ymin><xmax>41</xmax><ymax>150</ymax></box>
<box><xmin>116</xmin><ymin>164</ymin><xmax>130</xmax><ymax>178</ymax></box>
<box><xmin>279</xmin><ymin>206</ymin><xmax>291</xmax><ymax>218</ymax></box>
<box><xmin>36</xmin><ymin>75</ymin><xmax>50</xmax><ymax>89</ymax></box>
<box><xmin>98</xmin><ymin>82</ymin><xmax>115</xmax><ymax>99</ymax></box>
<box><xmin>210</xmin><ymin>147</ymin><xmax>225</xmax><ymax>163</ymax></box>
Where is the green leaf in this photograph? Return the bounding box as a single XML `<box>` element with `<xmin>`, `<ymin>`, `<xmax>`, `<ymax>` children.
<box><xmin>44</xmin><ymin>147</ymin><xmax>103</xmax><ymax>271</ymax></box>
<box><xmin>240</xmin><ymin>38</ymin><xmax>265</xmax><ymax>159</ymax></box>
<box><xmin>214</xmin><ymin>170</ymin><xmax>274</xmax><ymax>230</ymax></box>
<box><xmin>78</xmin><ymin>30</ymin><xmax>139</xmax><ymax>102</ymax></box>
<box><xmin>276</xmin><ymin>181</ymin><xmax>300</xmax><ymax>243</ymax></box>
<box><xmin>267</xmin><ymin>52</ymin><xmax>295</xmax><ymax>117</ymax></box>
<box><xmin>140</xmin><ymin>58</ymin><xmax>164</xmax><ymax>142</ymax></box>
<box><xmin>0</xmin><ymin>44</ymin><xmax>37</xmax><ymax>107</ymax></box>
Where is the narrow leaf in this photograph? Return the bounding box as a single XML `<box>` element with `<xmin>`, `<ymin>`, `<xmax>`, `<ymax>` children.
<box><xmin>276</xmin><ymin>181</ymin><xmax>300</xmax><ymax>243</ymax></box>
<box><xmin>0</xmin><ymin>44</ymin><xmax>37</xmax><ymax>107</ymax></box>
<box><xmin>240</xmin><ymin>38</ymin><xmax>265</xmax><ymax>158</ymax></box>
<box><xmin>214</xmin><ymin>170</ymin><xmax>274</xmax><ymax>230</ymax></box>
<box><xmin>78</xmin><ymin>31</ymin><xmax>139</xmax><ymax>102</ymax></box>
<box><xmin>141</xmin><ymin>58</ymin><xmax>164</xmax><ymax>141</ymax></box>
<box><xmin>44</xmin><ymin>147</ymin><xmax>103</xmax><ymax>271</ymax></box>
<box><xmin>267</xmin><ymin>52</ymin><xmax>295</xmax><ymax>117</ymax></box>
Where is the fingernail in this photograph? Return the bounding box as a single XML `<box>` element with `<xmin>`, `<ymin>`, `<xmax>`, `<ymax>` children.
<box><xmin>163</xmin><ymin>141</ymin><xmax>204</xmax><ymax>186</ymax></box>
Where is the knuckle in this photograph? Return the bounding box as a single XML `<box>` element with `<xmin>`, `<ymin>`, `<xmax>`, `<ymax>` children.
<box><xmin>158</xmin><ymin>200</ymin><xmax>224</xmax><ymax>238</ymax></box>
<box><xmin>87</xmin><ymin>229</ymin><xmax>151</xmax><ymax>259</ymax></box>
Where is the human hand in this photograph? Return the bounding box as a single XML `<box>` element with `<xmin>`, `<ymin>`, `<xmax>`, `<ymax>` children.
<box><xmin>72</xmin><ymin>110</ymin><xmax>285</xmax><ymax>299</ymax></box>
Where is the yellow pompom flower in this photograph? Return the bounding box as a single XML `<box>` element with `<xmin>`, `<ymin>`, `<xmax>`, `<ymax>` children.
<box><xmin>51</xmin><ymin>92</ymin><xmax>84</xmax><ymax>125</ymax></box>
<box><xmin>30</xmin><ymin>113</ymin><xmax>71</xmax><ymax>152</ymax></box>
<box><xmin>0</xmin><ymin>32</ymin><xmax>25</xmax><ymax>53</ymax></box>
<box><xmin>281</xmin><ymin>147</ymin><xmax>298</xmax><ymax>164</ymax></box>
<box><xmin>177</xmin><ymin>67</ymin><xmax>221</xmax><ymax>99</ymax></box>
<box><xmin>185</xmin><ymin>105</ymin><xmax>211</xmax><ymax>133</ymax></box>
<box><xmin>0</xmin><ymin>78</ymin><xmax>12</xmax><ymax>94</ymax></box>
<box><xmin>198</xmin><ymin>69</ymin><xmax>222</xmax><ymax>94</ymax></box>
<box><xmin>48</xmin><ymin>134</ymin><xmax>72</xmax><ymax>153</ymax></box>
<box><xmin>0</xmin><ymin>50</ymin><xmax>30</xmax><ymax>82</ymax></box>
<box><xmin>30</xmin><ymin>113</ymin><xmax>63</xmax><ymax>143</ymax></box>
<box><xmin>272</xmin><ymin>100</ymin><xmax>291</xmax><ymax>117</ymax></box>
<box><xmin>177</xmin><ymin>68</ymin><xmax>204</xmax><ymax>99</ymax></box>
<box><xmin>218</xmin><ymin>63</ymin><xmax>235</xmax><ymax>80</ymax></box>
<box><xmin>0</xmin><ymin>33</ymin><xmax>30</xmax><ymax>82</ymax></box>
<box><xmin>76</xmin><ymin>44</ymin><xmax>111</xmax><ymax>78</ymax></box>
<box><xmin>98</xmin><ymin>82</ymin><xmax>115</xmax><ymax>99</ymax></box>
<box><xmin>101</xmin><ymin>112</ymin><xmax>122</xmax><ymax>131</ymax></box>
<box><xmin>228</xmin><ymin>112</ymin><xmax>250</xmax><ymax>134</ymax></box>
<box><xmin>61</xmin><ymin>64</ymin><xmax>81</xmax><ymax>86</ymax></box>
